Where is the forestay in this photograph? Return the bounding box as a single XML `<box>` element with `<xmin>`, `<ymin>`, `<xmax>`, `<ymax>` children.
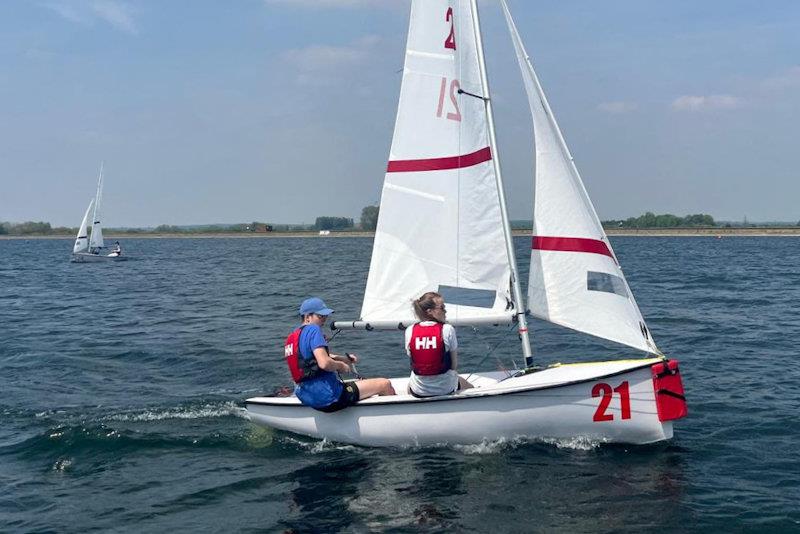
<box><xmin>361</xmin><ymin>0</ymin><xmax>514</xmax><ymax>326</ymax></box>
<box><xmin>89</xmin><ymin>163</ymin><xmax>105</xmax><ymax>250</ymax></box>
<box><xmin>73</xmin><ymin>199</ymin><xmax>94</xmax><ymax>254</ymax></box>
<box><xmin>501</xmin><ymin>0</ymin><xmax>658</xmax><ymax>353</ymax></box>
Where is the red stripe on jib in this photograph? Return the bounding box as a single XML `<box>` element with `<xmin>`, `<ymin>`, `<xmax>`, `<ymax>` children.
<box><xmin>386</xmin><ymin>147</ymin><xmax>492</xmax><ymax>173</ymax></box>
<box><xmin>532</xmin><ymin>236</ymin><xmax>615</xmax><ymax>259</ymax></box>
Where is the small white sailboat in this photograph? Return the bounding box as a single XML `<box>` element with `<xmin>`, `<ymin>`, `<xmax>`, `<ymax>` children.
<box><xmin>71</xmin><ymin>163</ymin><xmax>126</xmax><ymax>262</ymax></box>
<box><xmin>246</xmin><ymin>0</ymin><xmax>687</xmax><ymax>447</ymax></box>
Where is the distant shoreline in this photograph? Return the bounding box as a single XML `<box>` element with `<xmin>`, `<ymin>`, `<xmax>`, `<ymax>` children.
<box><xmin>3</xmin><ymin>227</ymin><xmax>800</xmax><ymax>240</ymax></box>
<box><xmin>606</xmin><ymin>227</ymin><xmax>800</xmax><ymax>236</ymax></box>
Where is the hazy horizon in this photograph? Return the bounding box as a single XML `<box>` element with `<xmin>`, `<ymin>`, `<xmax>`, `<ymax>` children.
<box><xmin>2</xmin><ymin>0</ymin><xmax>799</xmax><ymax>227</ymax></box>
<box><xmin>4</xmin><ymin>215</ymin><xmax>797</xmax><ymax>230</ymax></box>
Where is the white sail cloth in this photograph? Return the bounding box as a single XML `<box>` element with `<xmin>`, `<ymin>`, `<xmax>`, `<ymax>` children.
<box><xmin>73</xmin><ymin>199</ymin><xmax>94</xmax><ymax>254</ymax></box>
<box><xmin>361</xmin><ymin>0</ymin><xmax>514</xmax><ymax>325</ymax></box>
<box><xmin>501</xmin><ymin>0</ymin><xmax>658</xmax><ymax>354</ymax></box>
<box><xmin>89</xmin><ymin>163</ymin><xmax>104</xmax><ymax>250</ymax></box>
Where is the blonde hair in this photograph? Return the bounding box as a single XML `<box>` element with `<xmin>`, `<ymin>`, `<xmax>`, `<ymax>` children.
<box><xmin>413</xmin><ymin>291</ymin><xmax>443</xmax><ymax>323</ymax></box>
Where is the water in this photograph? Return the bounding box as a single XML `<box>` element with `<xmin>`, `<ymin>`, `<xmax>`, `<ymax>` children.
<box><xmin>1</xmin><ymin>236</ymin><xmax>799</xmax><ymax>532</ymax></box>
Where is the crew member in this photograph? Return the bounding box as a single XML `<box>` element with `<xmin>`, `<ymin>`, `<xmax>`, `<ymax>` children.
<box><xmin>406</xmin><ymin>291</ymin><xmax>473</xmax><ymax>397</ymax></box>
<box><xmin>285</xmin><ymin>297</ymin><xmax>395</xmax><ymax>411</ymax></box>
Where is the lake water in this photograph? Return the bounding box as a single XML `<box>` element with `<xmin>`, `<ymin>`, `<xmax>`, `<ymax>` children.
<box><xmin>1</xmin><ymin>236</ymin><xmax>799</xmax><ymax>532</ymax></box>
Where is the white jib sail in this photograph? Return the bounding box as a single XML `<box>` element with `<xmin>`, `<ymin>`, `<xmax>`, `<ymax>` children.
<box><xmin>361</xmin><ymin>0</ymin><xmax>514</xmax><ymax>325</ymax></box>
<box><xmin>89</xmin><ymin>163</ymin><xmax>105</xmax><ymax>250</ymax></box>
<box><xmin>501</xmin><ymin>0</ymin><xmax>658</xmax><ymax>354</ymax></box>
<box><xmin>73</xmin><ymin>199</ymin><xmax>94</xmax><ymax>254</ymax></box>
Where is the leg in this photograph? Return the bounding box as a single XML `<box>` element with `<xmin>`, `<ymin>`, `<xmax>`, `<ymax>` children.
<box><xmin>357</xmin><ymin>377</ymin><xmax>396</xmax><ymax>399</ymax></box>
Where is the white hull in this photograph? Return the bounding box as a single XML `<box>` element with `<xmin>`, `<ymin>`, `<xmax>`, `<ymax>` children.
<box><xmin>71</xmin><ymin>252</ymin><xmax>127</xmax><ymax>263</ymax></box>
<box><xmin>246</xmin><ymin>358</ymin><xmax>680</xmax><ymax>447</ymax></box>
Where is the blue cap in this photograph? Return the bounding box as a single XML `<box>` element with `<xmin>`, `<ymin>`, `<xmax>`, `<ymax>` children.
<box><xmin>299</xmin><ymin>297</ymin><xmax>334</xmax><ymax>316</ymax></box>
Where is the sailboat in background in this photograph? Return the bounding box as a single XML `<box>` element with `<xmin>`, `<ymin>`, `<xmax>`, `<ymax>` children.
<box><xmin>246</xmin><ymin>0</ymin><xmax>687</xmax><ymax>446</ymax></box>
<box><xmin>71</xmin><ymin>163</ymin><xmax>126</xmax><ymax>262</ymax></box>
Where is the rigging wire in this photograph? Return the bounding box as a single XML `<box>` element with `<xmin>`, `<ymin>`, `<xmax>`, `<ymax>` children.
<box><xmin>464</xmin><ymin>321</ymin><xmax>519</xmax><ymax>383</ymax></box>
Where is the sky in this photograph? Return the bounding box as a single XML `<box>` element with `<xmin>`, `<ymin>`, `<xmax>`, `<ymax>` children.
<box><xmin>1</xmin><ymin>0</ymin><xmax>799</xmax><ymax>227</ymax></box>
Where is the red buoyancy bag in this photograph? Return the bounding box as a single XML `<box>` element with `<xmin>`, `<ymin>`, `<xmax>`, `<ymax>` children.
<box><xmin>651</xmin><ymin>359</ymin><xmax>688</xmax><ymax>422</ymax></box>
<box><xmin>284</xmin><ymin>326</ymin><xmax>321</xmax><ymax>383</ymax></box>
<box><xmin>409</xmin><ymin>323</ymin><xmax>451</xmax><ymax>376</ymax></box>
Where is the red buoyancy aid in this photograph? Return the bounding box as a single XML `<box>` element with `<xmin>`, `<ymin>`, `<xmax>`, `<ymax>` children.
<box><xmin>651</xmin><ymin>359</ymin><xmax>688</xmax><ymax>421</ymax></box>
<box><xmin>409</xmin><ymin>322</ymin><xmax>451</xmax><ymax>376</ymax></box>
<box><xmin>284</xmin><ymin>326</ymin><xmax>322</xmax><ymax>383</ymax></box>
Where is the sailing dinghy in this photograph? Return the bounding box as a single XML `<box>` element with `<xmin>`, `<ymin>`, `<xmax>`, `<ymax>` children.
<box><xmin>246</xmin><ymin>0</ymin><xmax>687</xmax><ymax>447</ymax></box>
<box><xmin>71</xmin><ymin>163</ymin><xmax>126</xmax><ymax>262</ymax></box>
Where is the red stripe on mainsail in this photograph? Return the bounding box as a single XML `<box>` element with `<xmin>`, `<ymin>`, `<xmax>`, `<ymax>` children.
<box><xmin>532</xmin><ymin>236</ymin><xmax>615</xmax><ymax>259</ymax></box>
<box><xmin>386</xmin><ymin>147</ymin><xmax>492</xmax><ymax>173</ymax></box>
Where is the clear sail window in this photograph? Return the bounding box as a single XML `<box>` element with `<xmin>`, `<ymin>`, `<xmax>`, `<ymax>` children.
<box><xmin>587</xmin><ymin>271</ymin><xmax>628</xmax><ymax>298</ymax></box>
<box><xmin>437</xmin><ymin>285</ymin><xmax>497</xmax><ymax>308</ymax></box>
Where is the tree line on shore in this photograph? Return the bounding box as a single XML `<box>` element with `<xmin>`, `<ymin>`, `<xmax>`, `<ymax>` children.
<box><xmin>601</xmin><ymin>212</ymin><xmax>716</xmax><ymax>228</ymax></box>
<box><xmin>0</xmin><ymin>206</ymin><xmax>381</xmax><ymax>236</ymax></box>
<box><xmin>600</xmin><ymin>212</ymin><xmax>800</xmax><ymax>229</ymax></box>
<box><xmin>0</xmin><ymin>221</ymin><xmax>73</xmax><ymax>235</ymax></box>
<box><xmin>3</xmin><ymin>209</ymin><xmax>797</xmax><ymax>236</ymax></box>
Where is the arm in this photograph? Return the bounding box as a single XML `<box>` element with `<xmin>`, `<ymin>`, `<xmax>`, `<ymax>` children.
<box><xmin>329</xmin><ymin>352</ymin><xmax>357</xmax><ymax>364</ymax></box>
<box><xmin>312</xmin><ymin>347</ymin><xmax>352</xmax><ymax>373</ymax></box>
<box><xmin>304</xmin><ymin>325</ymin><xmax>351</xmax><ymax>373</ymax></box>
<box><xmin>445</xmin><ymin>324</ymin><xmax>458</xmax><ymax>370</ymax></box>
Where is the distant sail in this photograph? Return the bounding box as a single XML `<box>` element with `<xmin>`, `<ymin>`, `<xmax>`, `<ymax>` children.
<box><xmin>360</xmin><ymin>0</ymin><xmax>514</xmax><ymax>325</ymax></box>
<box><xmin>89</xmin><ymin>163</ymin><xmax>105</xmax><ymax>250</ymax></box>
<box><xmin>73</xmin><ymin>199</ymin><xmax>94</xmax><ymax>254</ymax></box>
<box><xmin>501</xmin><ymin>0</ymin><xmax>658</xmax><ymax>353</ymax></box>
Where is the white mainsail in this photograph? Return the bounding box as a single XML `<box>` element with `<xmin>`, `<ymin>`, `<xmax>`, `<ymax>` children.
<box><xmin>361</xmin><ymin>0</ymin><xmax>515</xmax><ymax>325</ymax></box>
<box><xmin>89</xmin><ymin>163</ymin><xmax>105</xmax><ymax>251</ymax></box>
<box><xmin>73</xmin><ymin>199</ymin><xmax>94</xmax><ymax>254</ymax></box>
<box><xmin>501</xmin><ymin>0</ymin><xmax>658</xmax><ymax>354</ymax></box>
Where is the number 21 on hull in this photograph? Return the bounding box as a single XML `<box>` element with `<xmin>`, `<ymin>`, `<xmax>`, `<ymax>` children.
<box><xmin>592</xmin><ymin>381</ymin><xmax>631</xmax><ymax>422</ymax></box>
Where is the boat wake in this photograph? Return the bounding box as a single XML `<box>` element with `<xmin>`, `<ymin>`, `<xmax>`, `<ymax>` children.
<box><xmin>1</xmin><ymin>401</ymin><xmax>259</xmax><ymax>470</ymax></box>
<box><xmin>283</xmin><ymin>436</ymin><xmax>359</xmax><ymax>454</ymax></box>
<box><xmin>106</xmin><ymin>401</ymin><xmax>246</xmax><ymax>422</ymax></box>
<box><xmin>538</xmin><ymin>435</ymin><xmax>610</xmax><ymax>451</ymax></box>
<box><xmin>4</xmin><ymin>424</ymin><xmax>206</xmax><ymax>458</ymax></box>
<box><xmin>453</xmin><ymin>435</ymin><xmax>608</xmax><ymax>454</ymax></box>
<box><xmin>274</xmin><ymin>434</ymin><xmax>610</xmax><ymax>455</ymax></box>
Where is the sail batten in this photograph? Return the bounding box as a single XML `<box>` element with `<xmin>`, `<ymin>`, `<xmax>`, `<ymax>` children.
<box><xmin>501</xmin><ymin>0</ymin><xmax>658</xmax><ymax>354</ymax></box>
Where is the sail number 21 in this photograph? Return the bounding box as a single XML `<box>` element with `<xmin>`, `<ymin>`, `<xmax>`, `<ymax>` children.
<box><xmin>436</xmin><ymin>7</ymin><xmax>460</xmax><ymax>122</ymax></box>
<box><xmin>592</xmin><ymin>381</ymin><xmax>631</xmax><ymax>422</ymax></box>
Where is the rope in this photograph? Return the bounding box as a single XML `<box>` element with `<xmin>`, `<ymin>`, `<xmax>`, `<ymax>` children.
<box><xmin>327</xmin><ymin>329</ymin><xmax>343</xmax><ymax>343</ymax></box>
<box><xmin>464</xmin><ymin>322</ymin><xmax>518</xmax><ymax>382</ymax></box>
<box><xmin>327</xmin><ymin>329</ymin><xmax>363</xmax><ymax>380</ymax></box>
